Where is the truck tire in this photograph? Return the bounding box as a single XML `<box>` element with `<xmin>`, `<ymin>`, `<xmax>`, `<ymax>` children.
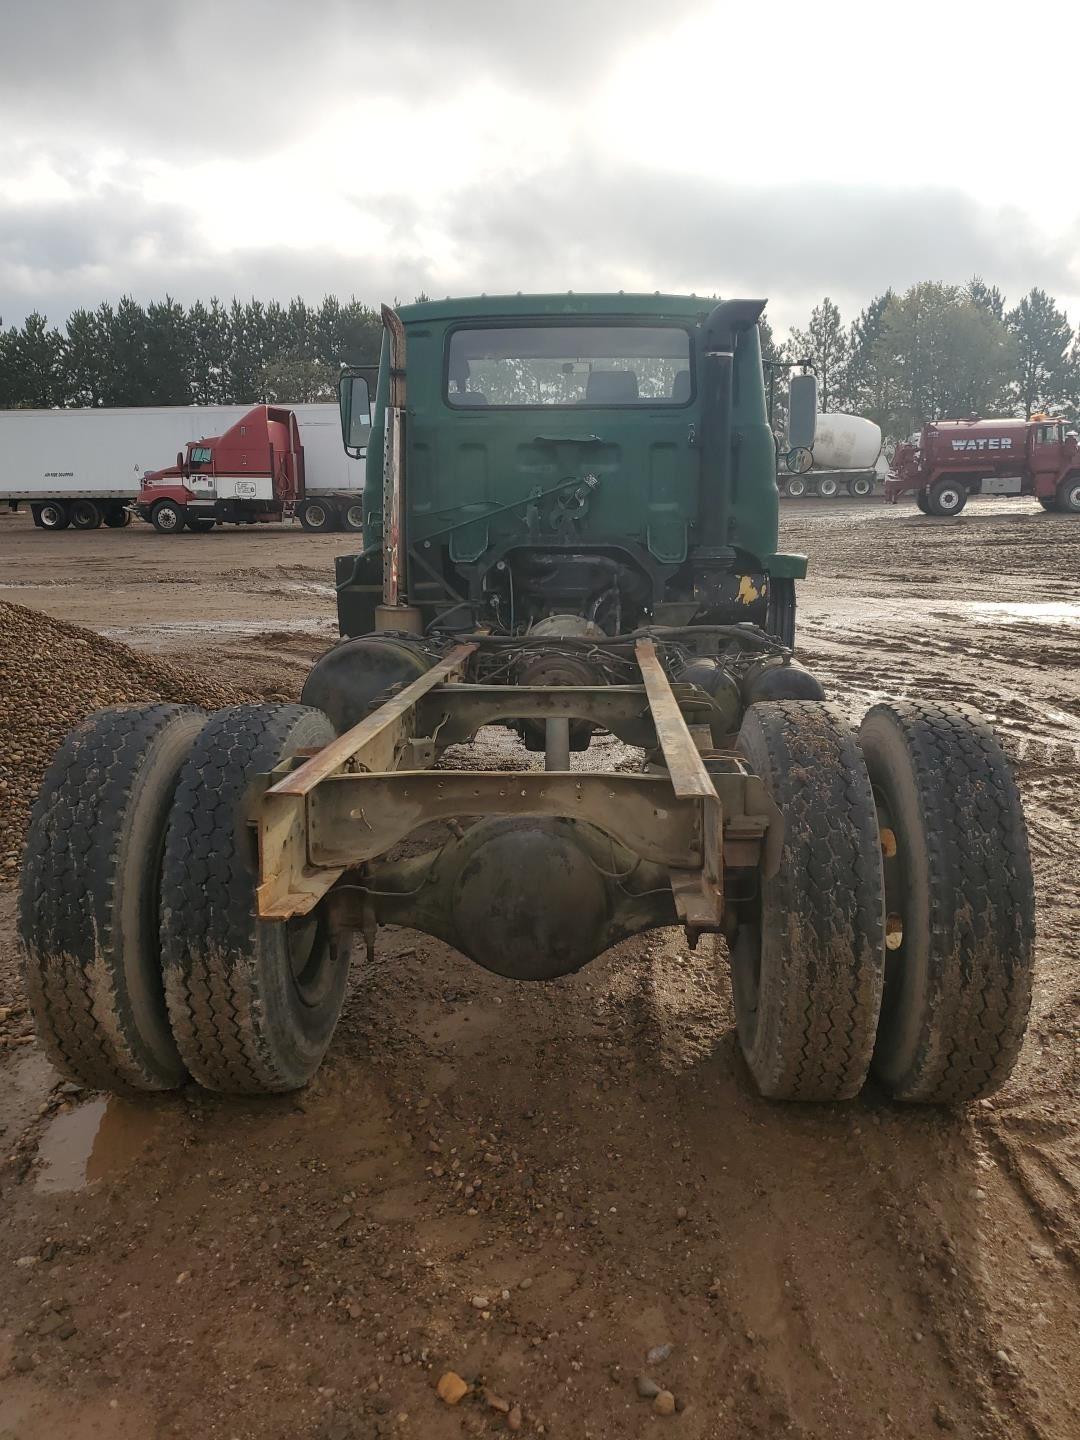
<box><xmin>785</xmin><ymin>475</ymin><xmax>807</xmax><ymax>498</ymax></box>
<box><xmin>859</xmin><ymin>702</ymin><xmax>1034</xmax><ymax>1103</ymax></box>
<box><xmin>186</xmin><ymin>517</ymin><xmax>216</xmax><ymax>533</ymax></box>
<box><xmin>105</xmin><ymin>505</ymin><xmax>132</xmax><ymax>528</ymax></box>
<box><xmin>341</xmin><ymin>501</ymin><xmax>365</xmax><ymax>532</ymax></box>
<box><xmin>299</xmin><ymin>499</ymin><xmax>338</xmax><ymax>533</ymax></box>
<box><xmin>19</xmin><ymin>705</ymin><xmax>207</xmax><ymax>1091</ymax></box>
<box><xmin>151</xmin><ymin>499</ymin><xmax>185</xmax><ymax>534</ymax></box>
<box><xmin>160</xmin><ymin>704</ymin><xmax>350</xmax><ymax>1093</ymax></box>
<box><xmin>847</xmin><ymin>475</ymin><xmax>872</xmax><ymax>498</ymax></box>
<box><xmin>70</xmin><ymin>499</ymin><xmax>103</xmax><ymax>530</ymax></box>
<box><xmin>1055</xmin><ymin>474</ymin><xmax>1080</xmax><ymax>513</ymax></box>
<box><xmin>36</xmin><ymin>500</ymin><xmax>70</xmax><ymax>530</ymax></box>
<box><xmin>730</xmin><ymin>702</ymin><xmax>885</xmax><ymax>1101</ymax></box>
<box><xmin>817</xmin><ymin>476</ymin><xmax>840</xmax><ymax>498</ymax></box>
<box><xmin>926</xmin><ymin>480</ymin><xmax>967</xmax><ymax>516</ymax></box>
<box><xmin>765</xmin><ymin>576</ymin><xmax>796</xmax><ymax>649</ymax></box>
<box><xmin>915</xmin><ymin>491</ymin><xmax>931</xmax><ymax>514</ymax></box>
<box><xmin>1037</xmin><ymin>495</ymin><xmax>1058</xmax><ymax>512</ymax></box>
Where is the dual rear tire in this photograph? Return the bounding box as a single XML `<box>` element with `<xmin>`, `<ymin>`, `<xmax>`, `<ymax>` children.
<box><xmin>19</xmin><ymin>698</ymin><xmax>1036</xmax><ymax>1107</ymax></box>
<box><xmin>160</xmin><ymin>705</ymin><xmax>349</xmax><ymax>1092</ymax></box>
<box><xmin>731</xmin><ymin>700</ymin><xmax>1034</xmax><ymax>1103</ymax></box>
<box><xmin>297</xmin><ymin>500</ymin><xmax>364</xmax><ymax>532</ymax></box>
<box><xmin>19</xmin><ymin>703</ymin><xmax>349</xmax><ymax>1095</ymax></box>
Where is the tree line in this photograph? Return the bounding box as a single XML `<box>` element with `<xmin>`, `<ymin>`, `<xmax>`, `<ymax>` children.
<box><xmin>0</xmin><ymin>295</ymin><xmax>384</xmax><ymax>410</ymax></box>
<box><xmin>763</xmin><ymin>279</ymin><xmax>1079</xmax><ymax>440</ymax></box>
<box><xmin>2</xmin><ymin>280</ymin><xmax>1077</xmax><ymax>441</ymax></box>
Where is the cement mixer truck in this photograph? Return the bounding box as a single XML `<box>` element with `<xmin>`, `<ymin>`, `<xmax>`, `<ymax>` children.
<box><xmin>782</xmin><ymin>413</ymin><xmax>884</xmax><ymax>499</ymax></box>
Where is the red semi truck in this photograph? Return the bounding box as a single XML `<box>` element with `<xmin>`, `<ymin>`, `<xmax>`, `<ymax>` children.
<box><xmin>135</xmin><ymin>404</ymin><xmax>366</xmax><ymax>533</ymax></box>
<box><xmin>885</xmin><ymin>414</ymin><xmax>1080</xmax><ymax>516</ymax></box>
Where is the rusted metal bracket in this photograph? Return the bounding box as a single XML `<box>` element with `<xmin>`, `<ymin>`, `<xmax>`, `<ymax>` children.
<box><xmin>255</xmin><ymin>638</ymin><xmax>779</xmax><ymax>940</ymax></box>
<box><xmin>255</xmin><ymin>644</ymin><xmax>475</xmax><ymax>918</ymax></box>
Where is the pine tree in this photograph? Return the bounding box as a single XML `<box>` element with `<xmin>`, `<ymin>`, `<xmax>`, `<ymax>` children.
<box><xmin>0</xmin><ymin>322</ymin><xmax>15</xmax><ymax>408</ymax></box>
<box><xmin>63</xmin><ymin>309</ymin><xmax>102</xmax><ymax>406</ymax></box>
<box><xmin>228</xmin><ymin>298</ymin><xmax>268</xmax><ymax>403</ymax></box>
<box><xmin>845</xmin><ymin>291</ymin><xmax>893</xmax><ymax>422</ymax></box>
<box><xmin>788</xmin><ymin>298</ymin><xmax>848</xmax><ymax>412</ymax></box>
<box><xmin>339</xmin><ymin>300</ymin><xmax>383</xmax><ymax>367</ymax></box>
<box><xmin>145</xmin><ymin>297</ymin><xmax>193</xmax><ymax>405</ymax></box>
<box><xmin>12</xmin><ymin>313</ymin><xmax>64</xmax><ymax>407</ymax></box>
<box><xmin>107</xmin><ymin>297</ymin><xmax>152</xmax><ymax>405</ymax></box>
<box><xmin>1006</xmin><ymin>287</ymin><xmax>1077</xmax><ymax>417</ymax></box>
<box><xmin>187</xmin><ymin>299</ymin><xmax>232</xmax><ymax>404</ymax></box>
<box><xmin>966</xmin><ymin>276</ymin><xmax>1006</xmax><ymax>323</ymax></box>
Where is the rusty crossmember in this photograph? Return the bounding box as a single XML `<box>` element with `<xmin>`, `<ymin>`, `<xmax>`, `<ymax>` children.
<box><xmin>255</xmin><ymin>638</ymin><xmax>773</xmax><ymax>925</ymax></box>
<box><xmin>412</xmin><ymin>682</ymin><xmax>715</xmax><ymax>750</ymax></box>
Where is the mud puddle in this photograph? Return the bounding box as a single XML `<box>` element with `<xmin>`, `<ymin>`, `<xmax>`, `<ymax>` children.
<box><xmin>35</xmin><ymin>1096</ymin><xmax>168</xmax><ymax>1193</ymax></box>
<box><xmin>969</xmin><ymin>600</ymin><xmax>1080</xmax><ymax>626</ymax></box>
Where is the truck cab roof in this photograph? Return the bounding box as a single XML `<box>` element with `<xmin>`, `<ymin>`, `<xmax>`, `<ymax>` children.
<box><xmin>396</xmin><ymin>293</ymin><xmax>716</xmax><ymax>324</ymax></box>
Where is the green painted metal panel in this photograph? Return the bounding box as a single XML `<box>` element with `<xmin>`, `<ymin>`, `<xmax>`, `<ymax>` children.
<box><xmin>360</xmin><ymin>294</ymin><xmax>790</xmax><ymax>592</ymax></box>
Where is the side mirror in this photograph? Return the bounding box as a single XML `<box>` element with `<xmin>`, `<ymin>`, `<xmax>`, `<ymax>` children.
<box><xmin>176</xmin><ymin>451</ymin><xmax>184</xmax><ymax>468</ymax></box>
<box><xmin>787</xmin><ymin>372</ymin><xmax>818</xmax><ymax>452</ymax></box>
<box><xmin>339</xmin><ymin>373</ymin><xmax>371</xmax><ymax>458</ymax></box>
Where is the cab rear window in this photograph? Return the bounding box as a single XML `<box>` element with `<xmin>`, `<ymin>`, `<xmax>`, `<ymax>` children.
<box><xmin>446</xmin><ymin>325</ymin><xmax>692</xmax><ymax>408</ymax></box>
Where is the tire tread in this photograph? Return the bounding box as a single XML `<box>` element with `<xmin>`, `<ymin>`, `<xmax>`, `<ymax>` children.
<box><xmin>736</xmin><ymin>701</ymin><xmax>885</xmax><ymax>1100</ymax></box>
<box><xmin>862</xmin><ymin>701</ymin><xmax>1034</xmax><ymax>1103</ymax></box>
<box><xmin>19</xmin><ymin>705</ymin><xmax>202</xmax><ymax>1090</ymax></box>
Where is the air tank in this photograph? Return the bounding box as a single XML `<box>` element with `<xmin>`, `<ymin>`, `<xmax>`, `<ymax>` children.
<box><xmin>811</xmin><ymin>414</ymin><xmax>882</xmax><ymax>472</ymax></box>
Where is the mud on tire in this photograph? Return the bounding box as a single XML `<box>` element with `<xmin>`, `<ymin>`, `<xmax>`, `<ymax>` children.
<box><xmin>160</xmin><ymin>704</ymin><xmax>350</xmax><ymax>1094</ymax></box>
<box><xmin>859</xmin><ymin>702</ymin><xmax>1035</xmax><ymax>1103</ymax></box>
<box><xmin>731</xmin><ymin>701</ymin><xmax>886</xmax><ymax>1101</ymax></box>
<box><xmin>19</xmin><ymin>705</ymin><xmax>206</xmax><ymax>1091</ymax></box>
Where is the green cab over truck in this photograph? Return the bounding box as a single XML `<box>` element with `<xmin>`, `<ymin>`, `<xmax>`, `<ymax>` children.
<box><xmin>21</xmin><ymin>293</ymin><xmax>1035</xmax><ymax>1115</ymax></box>
<box><xmin>334</xmin><ymin>293</ymin><xmax>809</xmax><ymax>646</ymax></box>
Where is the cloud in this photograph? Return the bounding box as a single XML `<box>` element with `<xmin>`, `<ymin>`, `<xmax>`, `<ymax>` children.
<box><xmin>1</xmin><ymin>1</ymin><xmax>693</xmax><ymax>156</ymax></box>
<box><xmin>2</xmin><ymin>3</ymin><xmax>1078</xmax><ymax>337</ymax></box>
<box><xmin>4</xmin><ymin>159</ymin><xmax>1075</xmax><ymax>336</ymax></box>
<box><xmin>434</xmin><ymin>162</ymin><xmax>1079</xmax><ymax>322</ymax></box>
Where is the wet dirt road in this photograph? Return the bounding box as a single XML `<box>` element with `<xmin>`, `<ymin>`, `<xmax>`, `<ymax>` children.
<box><xmin>0</xmin><ymin>500</ymin><xmax>1077</xmax><ymax>1440</ymax></box>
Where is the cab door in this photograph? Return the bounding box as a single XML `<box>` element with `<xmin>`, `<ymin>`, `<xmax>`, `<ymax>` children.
<box><xmin>1028</xmin><ymin>422</ymin><xmax>1063</xmax><ymax>496</ymax></box>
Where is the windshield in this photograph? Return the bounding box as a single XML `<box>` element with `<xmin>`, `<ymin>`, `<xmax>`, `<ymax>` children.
<box><xmin>446</xmin><ymin>325</ymin><xmax>692</xmax><ymax>408</ymax></box>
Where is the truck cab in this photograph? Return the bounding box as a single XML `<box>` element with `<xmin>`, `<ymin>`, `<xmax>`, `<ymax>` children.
<box><xmin>136</xmin><ymin>405</ymin><xmax>303</xmax><ymax>532</ymax></box>
<box><xmin>336</xmin><ymin>294</ymin><xmax>814</xmax><ymax>645</ymax></box>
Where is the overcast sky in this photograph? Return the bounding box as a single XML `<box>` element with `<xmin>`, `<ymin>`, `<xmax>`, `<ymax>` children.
<box><xmin>3</xmin><ymin>0</ymin><xmax>1078</xmax><ymax>335</ymax></box>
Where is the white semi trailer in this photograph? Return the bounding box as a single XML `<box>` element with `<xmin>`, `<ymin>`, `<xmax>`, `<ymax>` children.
<box><xmin>0</xmin><ymin>403</ymin><xmax>363</xmax><ymax>531</ymax></box>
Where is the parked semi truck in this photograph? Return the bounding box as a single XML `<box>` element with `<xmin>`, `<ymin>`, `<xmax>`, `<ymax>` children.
<box><xmin>781</xmin><ymin>412</ymin><xmax>883</xmax><ymax>498</ymax></box>
<box><xmin>885</xmin><ymin>414</ymin><xmax>1080</xmax><ymax>515</ymax></box>
<box><xmin>135</xmin><ymin>403</ymin><xmax>368</xmax><ymax>533</ymax></box>
<box><xmin>0</xmin><ymin>402</ymin><xmax>364</xmax><ymax>532</ymax></box>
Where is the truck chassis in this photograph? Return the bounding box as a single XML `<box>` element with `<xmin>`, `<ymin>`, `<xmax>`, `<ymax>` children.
<box><xmin>20</xmin><ymin>626</ymin><xmax>1035</xmax><ymax>1109</ymax></box>
<box><xmin>257</xmin><ymin>639</ymin><xmax>777</xmax><ymax>953</ymax></box>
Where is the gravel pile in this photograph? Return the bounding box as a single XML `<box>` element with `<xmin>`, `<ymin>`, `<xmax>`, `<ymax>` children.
<box><xmin>0</xmin><ymin>601</ymin><xmax>261</xmax><ymax>881</ymax></box>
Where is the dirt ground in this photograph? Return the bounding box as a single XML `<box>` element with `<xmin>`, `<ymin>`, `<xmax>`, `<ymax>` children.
<box><xmin>0</xmin><ymin>499</ymin><xmax>1077</xmax><ymax>1440</ymax></box>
